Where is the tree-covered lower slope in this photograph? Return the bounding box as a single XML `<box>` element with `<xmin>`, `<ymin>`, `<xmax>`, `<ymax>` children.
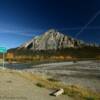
<box><xmin>8</xmin><ymin>46</ymin><xmax>100</xmax><ymax>59</ymax></box>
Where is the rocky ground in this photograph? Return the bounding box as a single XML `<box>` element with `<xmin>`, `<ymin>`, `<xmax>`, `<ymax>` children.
<box><xmin>0</xmin><ymin>69</ymin><xmax>73</xmax><ymax>100</ymax></box>
<box><xmin>24</xmin><ymin>60</ymin><xmax>100</xmax><ymax>92</ymax></box>
<box><xmin>0</xmin><ymin>60</ymin><xmax>100</xmax><ymax>100</ymax></box>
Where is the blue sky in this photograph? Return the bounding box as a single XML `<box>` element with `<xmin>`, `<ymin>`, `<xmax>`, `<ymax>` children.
<box><xmin>0</xmin><ymin>0</ymin><xmax>100</xmax><ymax>49</ymax></box>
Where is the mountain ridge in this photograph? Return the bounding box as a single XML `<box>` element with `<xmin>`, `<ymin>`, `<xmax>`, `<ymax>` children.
<box><xmin>19</xmin><ymin>29</ymin><xmax>86</xmax><ymax>50</ymax></box>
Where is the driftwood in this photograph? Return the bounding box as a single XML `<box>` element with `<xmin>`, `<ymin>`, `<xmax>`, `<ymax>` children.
<box><xmin>50</xmin><ymin>88</ymin><xmax>64</xmax><ymax>96</ymax></box>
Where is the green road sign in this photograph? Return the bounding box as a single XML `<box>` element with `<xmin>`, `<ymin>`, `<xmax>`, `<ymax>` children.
<box><xmin>0</xmin><ymin>47</ymin><xmax>7</xmax><ymax>69</ymax></box>
<box><xmin>0</xmin><ymin>47</ymin><xmax>7</xmax><ymax>53</ymax></box>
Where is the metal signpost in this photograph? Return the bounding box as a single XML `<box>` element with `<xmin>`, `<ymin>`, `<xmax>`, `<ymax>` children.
<box><xmin>0</xmin><ymin>47</ymin><xmax>7</xmax><ymax>69</ymax></box>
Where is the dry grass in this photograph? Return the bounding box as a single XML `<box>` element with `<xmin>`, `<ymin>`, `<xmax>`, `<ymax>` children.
<box><xmin>0</xmin><ymin>68</ymin><xmax>99</xmax><ymax>100</ymax></box>
<box><xmin>14</xmin><ymin>71</ymin><xmax>100</xmax><ymax>100</ymax></box>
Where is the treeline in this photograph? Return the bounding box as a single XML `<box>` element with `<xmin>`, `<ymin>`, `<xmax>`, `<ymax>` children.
<box><xmin>6</xmin><ymin>46</ymin><xmax>100</xmax><ymax>62</ymax></box>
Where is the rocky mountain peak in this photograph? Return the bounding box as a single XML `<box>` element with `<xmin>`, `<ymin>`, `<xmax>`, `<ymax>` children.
<box><xmin>19</xmin><ymin>29</ymin><xmax>85</xmax><ymax>50</ymax></box>
<box><xmin>47</xmin><ymin>29</ymin><xmax>57</xmax><ymax>33</ymax></box>
<box><xmin>44</xmin><ymin>29</ymin><xmax>58</xmax><ymax>36</ymax></box>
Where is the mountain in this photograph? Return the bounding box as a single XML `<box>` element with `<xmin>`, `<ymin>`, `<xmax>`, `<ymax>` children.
<box><xmin>7</xmin><ymin>29</ymin><xmax>100</xmax><ymax>60</ymax></box>
<box><xmin>19</xmin><ymin>29</ymin><xmax>85</xmax><ymax>50</ymax></box>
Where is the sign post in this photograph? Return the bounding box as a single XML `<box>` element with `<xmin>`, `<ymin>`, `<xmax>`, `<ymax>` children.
<box><xmin>0</xmin><ymin>47</ymin><xmax>7</xmax><ymax>69</ymax></box>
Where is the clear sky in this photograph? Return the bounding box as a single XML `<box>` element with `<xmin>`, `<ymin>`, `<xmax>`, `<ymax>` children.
<box><xmin>0</xmin><ymin>0</ymin><xmax>100</xmax><ymax>49</ymax></box>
